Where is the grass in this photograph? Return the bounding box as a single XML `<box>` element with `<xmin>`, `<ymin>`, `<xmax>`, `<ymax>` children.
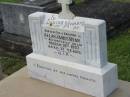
<box><xmin>0</xmin><ymin>49</ymin><xmax>25</xmax><ymax>75</ymax></box>
<box><xmin>0</xmin><ymin>56</ymin><xmax>25</xmax><ymax>75</ymax></box>
<box><xmin>108</xmin><ymin>29</ymin><xmax>130</xmax><ymax>82</ymax></box>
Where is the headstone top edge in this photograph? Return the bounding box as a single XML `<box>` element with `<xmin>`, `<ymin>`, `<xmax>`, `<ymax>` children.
<box><xmin>29</xmin><ymin>12</ymin><xmax>106</xmax><ymax>25</ymax></box>
<box><xmin>29</xmin><ymin>12</ymin><xmax>44</xmax><ymax>17</ymax></box>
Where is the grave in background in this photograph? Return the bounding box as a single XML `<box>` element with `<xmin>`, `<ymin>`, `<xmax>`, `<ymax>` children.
<box><xmin>0</xmin><ymin>3</ymin><xmax>44</xmax><ymax>37</ymax></box>
<box><xmin>23</xmin><ymin>0</ymin><xmax>56</xmax><ymax>6</ymax></box>
<box><xmin>0</xmin><ymin>2</ymin><xmax>60</xmax><ymax>55</ymax></box>
<box><xmin>26</xmin><ymin>0</ymin><xmax>118</xmax><ymax>97</ymax></box>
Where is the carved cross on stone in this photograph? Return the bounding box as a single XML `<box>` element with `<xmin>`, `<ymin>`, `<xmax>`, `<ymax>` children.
<box><xmin>58</xmin><ymin>0</ymin><xmax>75</xmax><ymax>19</ymax></box>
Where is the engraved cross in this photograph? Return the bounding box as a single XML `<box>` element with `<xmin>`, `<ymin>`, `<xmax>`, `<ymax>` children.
<box><xmin>58</xmin><ymin>0</ymin><xmax>75</xmax><ymax>19</ymax></box>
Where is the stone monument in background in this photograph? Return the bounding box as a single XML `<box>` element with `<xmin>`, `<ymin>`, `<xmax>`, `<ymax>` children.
<box><xmin>0</xmin><ymin>2</ymin><xmax>44</xmax><ymax>37</ymax></box>
<box><xmin>26</xmin><ymin>0</ymin><xmax>118</xmax><ymax>97</ymax></box>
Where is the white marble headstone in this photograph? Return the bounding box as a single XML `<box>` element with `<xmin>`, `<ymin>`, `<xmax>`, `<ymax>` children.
<box><xmin>29</xmin><ymin>12</ymin><xmax>107</xmax><ymax>68</ymax></box>
<box><xmin>26</xmin><ymin>0</ymin><xmax>118</xmax><ymax>97</ymax></box>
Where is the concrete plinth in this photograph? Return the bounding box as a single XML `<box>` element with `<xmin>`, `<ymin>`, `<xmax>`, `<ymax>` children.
<box><xmin>0</xmin><ymin>67</ymin><xmax>129</xmax><ymax>97</ymax></box>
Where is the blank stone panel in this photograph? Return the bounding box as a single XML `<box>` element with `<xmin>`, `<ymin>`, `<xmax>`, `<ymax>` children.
<box><xmin>29</xmin><ymin>12</ymin><xmax>45</xmax><ymax>53</ymax></box>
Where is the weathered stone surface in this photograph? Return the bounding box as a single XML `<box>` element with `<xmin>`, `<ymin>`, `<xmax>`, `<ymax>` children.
<box><xmin>0</xmin><ymin>3</ymin><xmax>44</xmax><ymax>37</ymax></box>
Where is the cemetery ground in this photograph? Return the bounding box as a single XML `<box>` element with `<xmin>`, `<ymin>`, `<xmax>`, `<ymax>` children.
<box><xmin>0</xmin><ymin>28</ymin><xmax>130</xmax><ymax>81</ymax></box>
<box><xmin>0</xmin><ymin>48</ymin><xmax>25</xmax><ymax>75</ymax></box>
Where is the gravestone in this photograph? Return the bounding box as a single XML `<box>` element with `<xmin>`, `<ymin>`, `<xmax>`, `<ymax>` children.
<box><xmin>26</xmin><ymin>0</ymin><xmax>118</xmax><ymax>97</ymax></box>
<box><xmin>0</xmin><ymin>2</ymin><xmax>44</xmax><ymax>37</ymax></box>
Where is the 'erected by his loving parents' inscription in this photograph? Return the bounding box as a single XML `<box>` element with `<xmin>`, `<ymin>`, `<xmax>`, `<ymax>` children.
<box><xmin>31</xmin><ymin>63</ymin><xmax>96</xmax><ymax>83</ymax></box>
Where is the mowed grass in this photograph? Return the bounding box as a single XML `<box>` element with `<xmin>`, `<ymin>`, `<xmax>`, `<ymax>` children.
<box><xmin>0</xmin><ymin>48</ymin><xmax>26</xmax><ymax>75</ymax></box>
<box><xmin>108</xmin><ymin>29</ymin><xmax>130</xmax><ymax>82</ymax></box>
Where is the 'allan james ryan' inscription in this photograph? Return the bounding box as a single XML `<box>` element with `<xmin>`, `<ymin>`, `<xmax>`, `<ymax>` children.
<box><xmin>44</xmin><ymin>27</ymin><xmax>82</xmax><ymax>57</ymax></box>
<box><xmin>43</xmin><ymin>26</ymin><xmax>86</xmax><ymax>65</ymax></box>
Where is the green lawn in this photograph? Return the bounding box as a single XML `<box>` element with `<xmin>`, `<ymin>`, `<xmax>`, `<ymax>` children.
<box><xmin>0</xmin><ymin>48</ymin><xmax>25</xmax><ymax>75</ymax></box>
<box><xmin>108</xmin><ymin>29</ymin><xmax>130</xmax><ymax>82</ymax></box>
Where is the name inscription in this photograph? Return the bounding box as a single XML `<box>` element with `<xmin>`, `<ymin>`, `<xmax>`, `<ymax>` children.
<box><xmin>44</xmin><ymin>27</ymin><xmax>82</xmax><ymax>57</ymax></box>
<box><xmin>46</xmin><ymin>15</ymin><xmax>85</xmax><ymax>32</ymax></box>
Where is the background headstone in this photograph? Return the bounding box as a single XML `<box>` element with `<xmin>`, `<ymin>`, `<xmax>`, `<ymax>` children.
<box><xmin>23</xmin><ymin>0</ymin><xmax>56</xmax><ymax>6</ymax></box>
<box><xmin>0</xmin><ymin>3</ymin><xmax>44</xmax><ymax>37</ymax></box>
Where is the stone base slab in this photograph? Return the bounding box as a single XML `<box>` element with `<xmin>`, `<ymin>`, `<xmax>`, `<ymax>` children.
<box><xmin>0</xmin><ymin>67</ymin><xmax>129</xmax><ymax>97</ymax></box>
<box><xmin>26</xmin><ymin>53</ymin><xmax>118</xmax><ymax>97</ymax></box>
